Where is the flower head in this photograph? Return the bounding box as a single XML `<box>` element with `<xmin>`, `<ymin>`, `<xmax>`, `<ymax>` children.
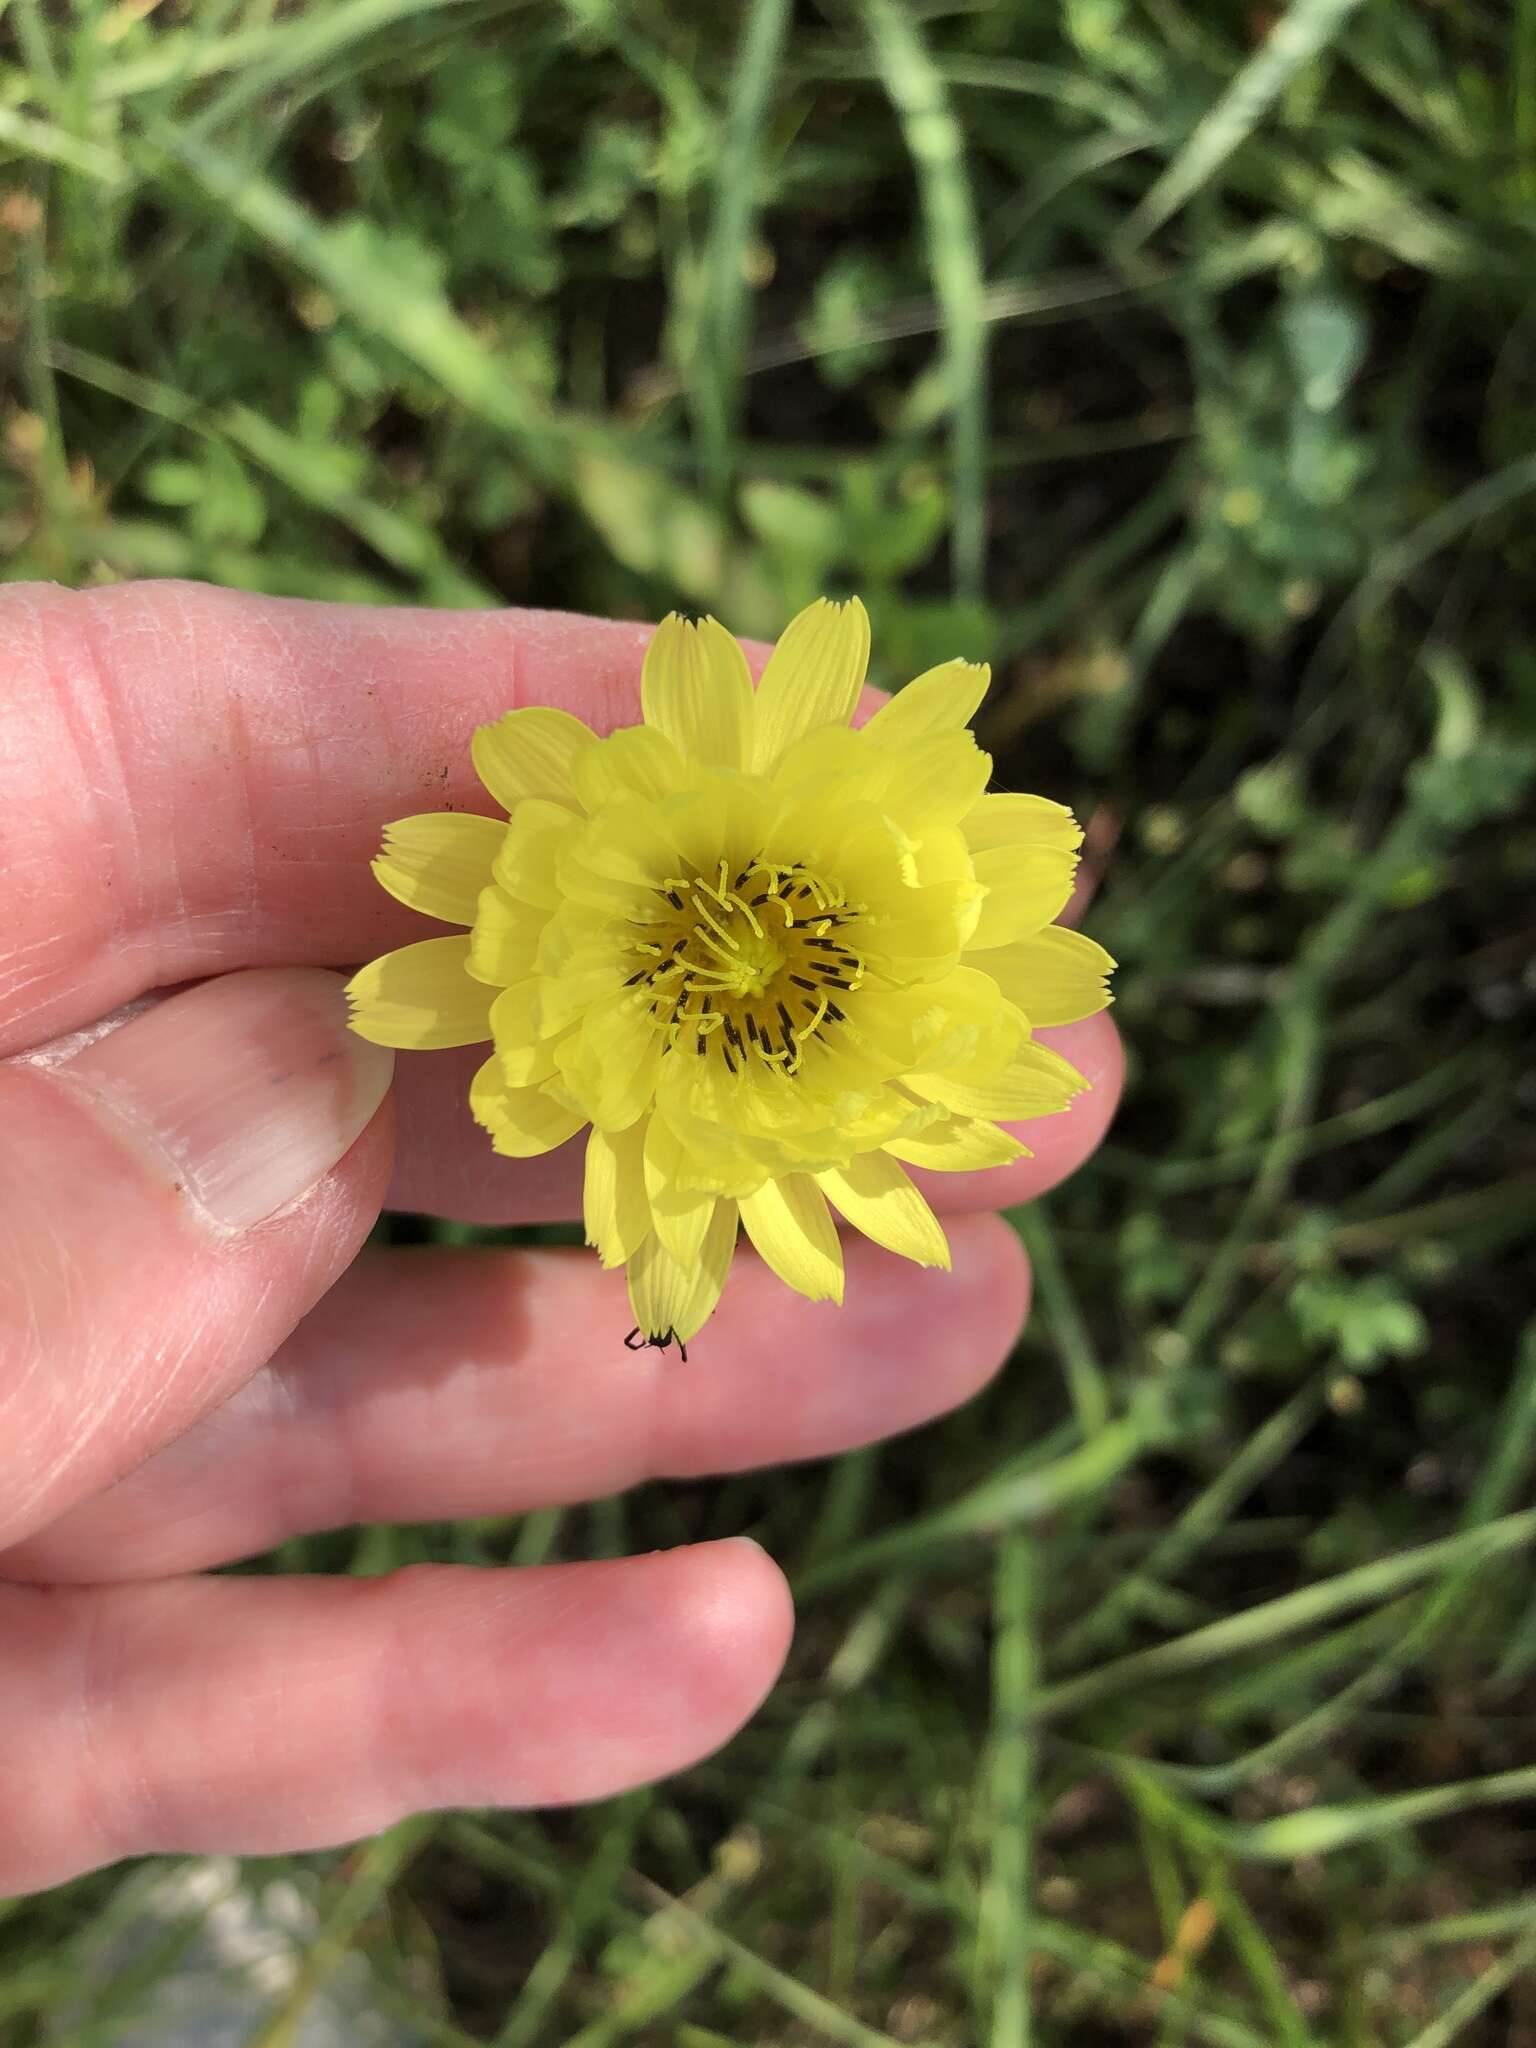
<box><xmin>347</xmin><ymin>598</ymin><xmax>1113</xmax><ymax>1345</ymax></box>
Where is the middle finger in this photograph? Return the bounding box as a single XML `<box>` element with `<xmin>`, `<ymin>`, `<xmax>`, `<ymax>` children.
<box><xmin>2</xmin><ymin>1214</ymin><xmax>1029</xmax><ymax>1584</ymax></box>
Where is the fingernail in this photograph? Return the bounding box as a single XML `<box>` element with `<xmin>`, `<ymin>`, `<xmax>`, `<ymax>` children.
<box><xmin>64</xmin><ymin>968</ymin><xmax>395</xmax><ymax>1229</ymax></box>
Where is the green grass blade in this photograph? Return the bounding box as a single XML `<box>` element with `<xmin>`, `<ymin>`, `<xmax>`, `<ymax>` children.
<box><xmin>1185</xmin><ymin>1842</ymin><xmax>1317</xmax><ymax>2047</ymax></box>
<box><xmin>618</xmin><ymin>1880</ymin><xmax>913</xmax><ymax>2048</ymax></box>
<box><xmin>1233</xmin><ymin>1765</ymin><xmax>1536</xmax><ymax>1861</ymax></box>
<box><xmin>1370</xmin><ymin>1897</ymin><xmax>1536</xmax><ymax>1956</ymax></box>
<box><xmin>1399</xmin><ymin>1927</ymin><xmax>1536</xmax><ymax>2048</ymax></box>
<box><xmin>156</xmin><ymin>129</ymin><xmax>567</xmax><ymax>472</ymax></box>
<box><xmin>1029</xmin><ymin>1920</ymin><xmax>1276</xmax><ymax>2048</ymax></box>
<box><xmin>693</xmin><ymin>0</ymin><xmax>792</xmax><ymax>507</ymax></box>
<box><xmin>1057</xmin><ymin>1384</ymin><xmax>1326</xmax><ymax>1666</ymax></box>
<box><xmin>241</xmin><ymin>1818</ymin><xmax>436</xmax><ymax>2048</ymax></box>
<box><xmin>857</xmin><ymin>0</ymin><xmax>988</xmax><ymax>599</ymax></box>
<box><xmin>980</xmin><ymin>1533</ymin><xmax>1037</xmax><ymax>2048</ymax></box>
<box><xmin>1037</xmin><ymin>1508</ymin><xmax>1536</xmax><ymax>1719</ymax></box>
<box><xmin>1118</xmin><ymin>0</ymin><xmax>1369</xmax><ymax>252</ymax></box>
<box><xmin>794</xmin><ymin>1419</ymin><xmax>1142</xmax><ymax>1598</ymax></box>
<box><xmin>1010</xmin><ymin>1209</ymin><xmax>1110</xmax><ymax>1436</ymax></box>
<box><xmin>0</xmin><ymin>105</ymin><xmax>128</xmax><ymax>183</ymax></box>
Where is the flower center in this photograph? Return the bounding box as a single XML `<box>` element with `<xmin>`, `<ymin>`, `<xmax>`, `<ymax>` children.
<box><xmin>626</xmin><ymin>857</ymin><xmax>866</xmax><ymax>1075</ymax></box>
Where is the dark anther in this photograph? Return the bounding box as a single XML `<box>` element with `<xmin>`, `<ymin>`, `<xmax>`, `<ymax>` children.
<box><xmin>776</xmin><ymin>1001</ymin><xmax>795</xmax><ymax>1036</ymax></box>
<box><xmin>744</xmin><ymin>1015</ymin><xmax>760</xmax><ymax>1043</ymax></box>
<box><xmin>623</xmin><ymin>969</ymin><xmax>647</xmax><ymax>986</ymax></box>
<box><xmin>722</xmin><ymin>1046</ymin><xmax>737</xmax><ymax>1075</ymax></box>
<box><xmin>695</xmin><ymin>1034</ymin><xmax>708</xmax><ymax>1055</ymax></box>
<box><xmin>789</xmin><ymin>973</ymin><xmax>817</xmax><ymax>992</ymax></box>
<box><xmin>665</xmin><ymin>889</ymin><xmax>684</xmax><ymax>909</ymax></box>
<box><xmin>750</xmin><ymin>892</ymin><xmax>773</xmax><ymax>907</ymax></box>
<box><xmin>827</xmin><ymin>1002</ymin><xmax>846</xmax><ymax>1022</ymax></box>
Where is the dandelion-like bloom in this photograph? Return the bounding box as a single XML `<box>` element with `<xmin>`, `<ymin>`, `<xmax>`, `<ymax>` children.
<box><xmin>347</xmin><ymin>599</ymin><xmax>1113</xmax><ymax>1346</ymax></box>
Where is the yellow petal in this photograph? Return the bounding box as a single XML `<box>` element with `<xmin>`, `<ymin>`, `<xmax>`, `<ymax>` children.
<box><xmin>537</xmin><ymin>945</ymin><xmax>629</xmax><ymax>1032</ymax></box>
<box><xmin>750</xmin><ymin>596</ymin><xmax>871</xmax><ymax>772</ymax></box>
<box><xmin>583</xmin><ymin>1119</ymin><xmax>652</xmax><ymax>1266</ymax></box>
<box><xmin>815</xmin><ymin>1152</ymin><xmax>950</xmax><ymax>1269</ymax></box>
<box><xmin>346</xmin><ymin>935</ymin><xmax>493</xmax><ymax>1049</ymax></box>
<box><xmin>468</xmin><ymin>883</ymin><xmax>548</xmax><ymax>987</ymax></box>
<box><xmin>643</xmin><ymin>1113</ymin><xmax>719</xmax><ymax>1266</ymax></box>
<box><xmin>857</xmin><ymin>878</ymin><xmax>981</xmax><ymax>978</ymax></box>
<box><xmin>654</xmin><ymin>1049</ymin><xmax>788</xmax><ymax>1195</ymax></box>
<box><xmin>472</xmin><ymin>706</ymin><xmax>595</xmax><ymax>815</ymax></box>
<box><xmin>908</xmin><ymin>1037</ymin><xmax>1088</xmax><ymax>1121</ymax></box>
<box><xmin>830</xmin><ymin>1082</ymin><xmax>949</xmax><ymax>1157</ymax></box>
<box><xmin>739</xmin><ymin>1173</ymin><xmax>844</xmax><ymax>1304</ymax></box>
<box><xmin>572</xmin><ymin>725</ymin><xmax>688</xmax><ymax>810</ymax></box>
<box><xmin>469</xmin><ymin>1056</ymin><xmax>586</xmax><ymax>1157</ymax></box>
<box><xmin>491</xmin><ymin>796</ymin><xmax>578</xmax><ymax>909</ymax></box>
<box><xmin>767</xmin><ymin>723</ymin><xmax>865</xmax><ymax>802</ymax></box>
<box><xmin>884</xmin><ymin>1115</ymin><xmax>1027</xmax><ymax>1172</ymax></box>
<box><xmin>907</xmin><ymin>821</ymin><xmax>975</xmax><ymax>891</ymax></box>
<box><xmin>371</xmin><ymin>812</ymin><xmax>506</xmax><ymax>926</ymax></box>
<box><xmin>982</xmin><ymin>924</ymin><xmax>1115</xmax><ymax>1027</ymax></box>
<box><xmin>556</xmin><ymin>987</ymin><xmax>664</xmax><ymax>1130</ymax></box>
<box><xmin>557</xmin><ymin>798</ymin><xmax>688</xmax><ymax>916</ymax></box>
<box><xmin>966</xmin><ymin>845</ymin><xmax>1079</xmax><ymax>948</ymax></box>
<box><xmin>834</xmin><ymin>984</ymin><xmax>944</xmax><ymax>1074</ymax></box>
<box><xmin>641</xmin><ymin>614</ymin><xmax>755</xmax><ymax>770</ymax></box>
<box><xmin>964</xmin><ymin>791</ymin><xmax>1082</xmax><ymax>854</ymax></box>
<box><xmin>627</xmin><ymin>1197</ymin><xmax>740</xmax><ymax>1344</ymax></box>
<box><xmin>861</xmin><ymin>658</ymin><xmax>990</xmax><ymax>743</ymax></box>
<box><xmin>839</xmin><ymin>967</ymin><xmax>1015</xmax><ymax>1078</ymax></box>
<box><xmin>489</xmin><ymin>981</ymin><xmax>558</xmax><ymax>1085</ymax></box>
<box><xmin>774</xmin><ymin>729</ymin><xmax>987</xmax><ymax>836</ymax></box>
<box><xmin>559</xmin><ymin>774</ymin><xmax>773</xmax><ymax>923</ymax></box>
<box><xmin>872</xmin><ymin>732</ymin><xmax>992</xmax><ymax>830</ymax></box>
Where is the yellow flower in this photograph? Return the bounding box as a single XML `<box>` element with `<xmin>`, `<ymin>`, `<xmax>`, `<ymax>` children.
<box><xmin>347</xmin><ymin>598</ymin><xmax>1114</xmax><ymax>1346</ymax></box>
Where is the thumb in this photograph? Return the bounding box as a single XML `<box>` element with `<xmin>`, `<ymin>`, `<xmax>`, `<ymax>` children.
<box><xmin>0</xmin><ymin>969</ymin><xmax>393</xmax><ymax>1554</ymax></box>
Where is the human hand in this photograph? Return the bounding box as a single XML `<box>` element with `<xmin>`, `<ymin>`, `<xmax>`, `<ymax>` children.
<box><xmin>0</xmin><ymin>581</ymin><xmax>1121</xmax><ymax>1893</ymax></box>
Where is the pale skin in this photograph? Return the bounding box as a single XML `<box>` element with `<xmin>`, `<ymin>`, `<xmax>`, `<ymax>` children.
<box><xmin>0</xmin><ymin>580</ymin><xmax>1122</xmax><ymax>1894</ymax></box>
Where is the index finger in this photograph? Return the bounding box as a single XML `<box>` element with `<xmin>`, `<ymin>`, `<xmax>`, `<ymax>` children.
<box><xmin>1</xmin><ymin>580</ymin><xmax>677</xmax><ymax>1056</ymax></box>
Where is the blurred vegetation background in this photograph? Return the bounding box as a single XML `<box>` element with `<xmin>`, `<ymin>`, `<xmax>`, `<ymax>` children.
<box><xmin>4</xmin><ymin>0</ymin><xmax>1536</xmax><ymax>2041</ymax></box>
